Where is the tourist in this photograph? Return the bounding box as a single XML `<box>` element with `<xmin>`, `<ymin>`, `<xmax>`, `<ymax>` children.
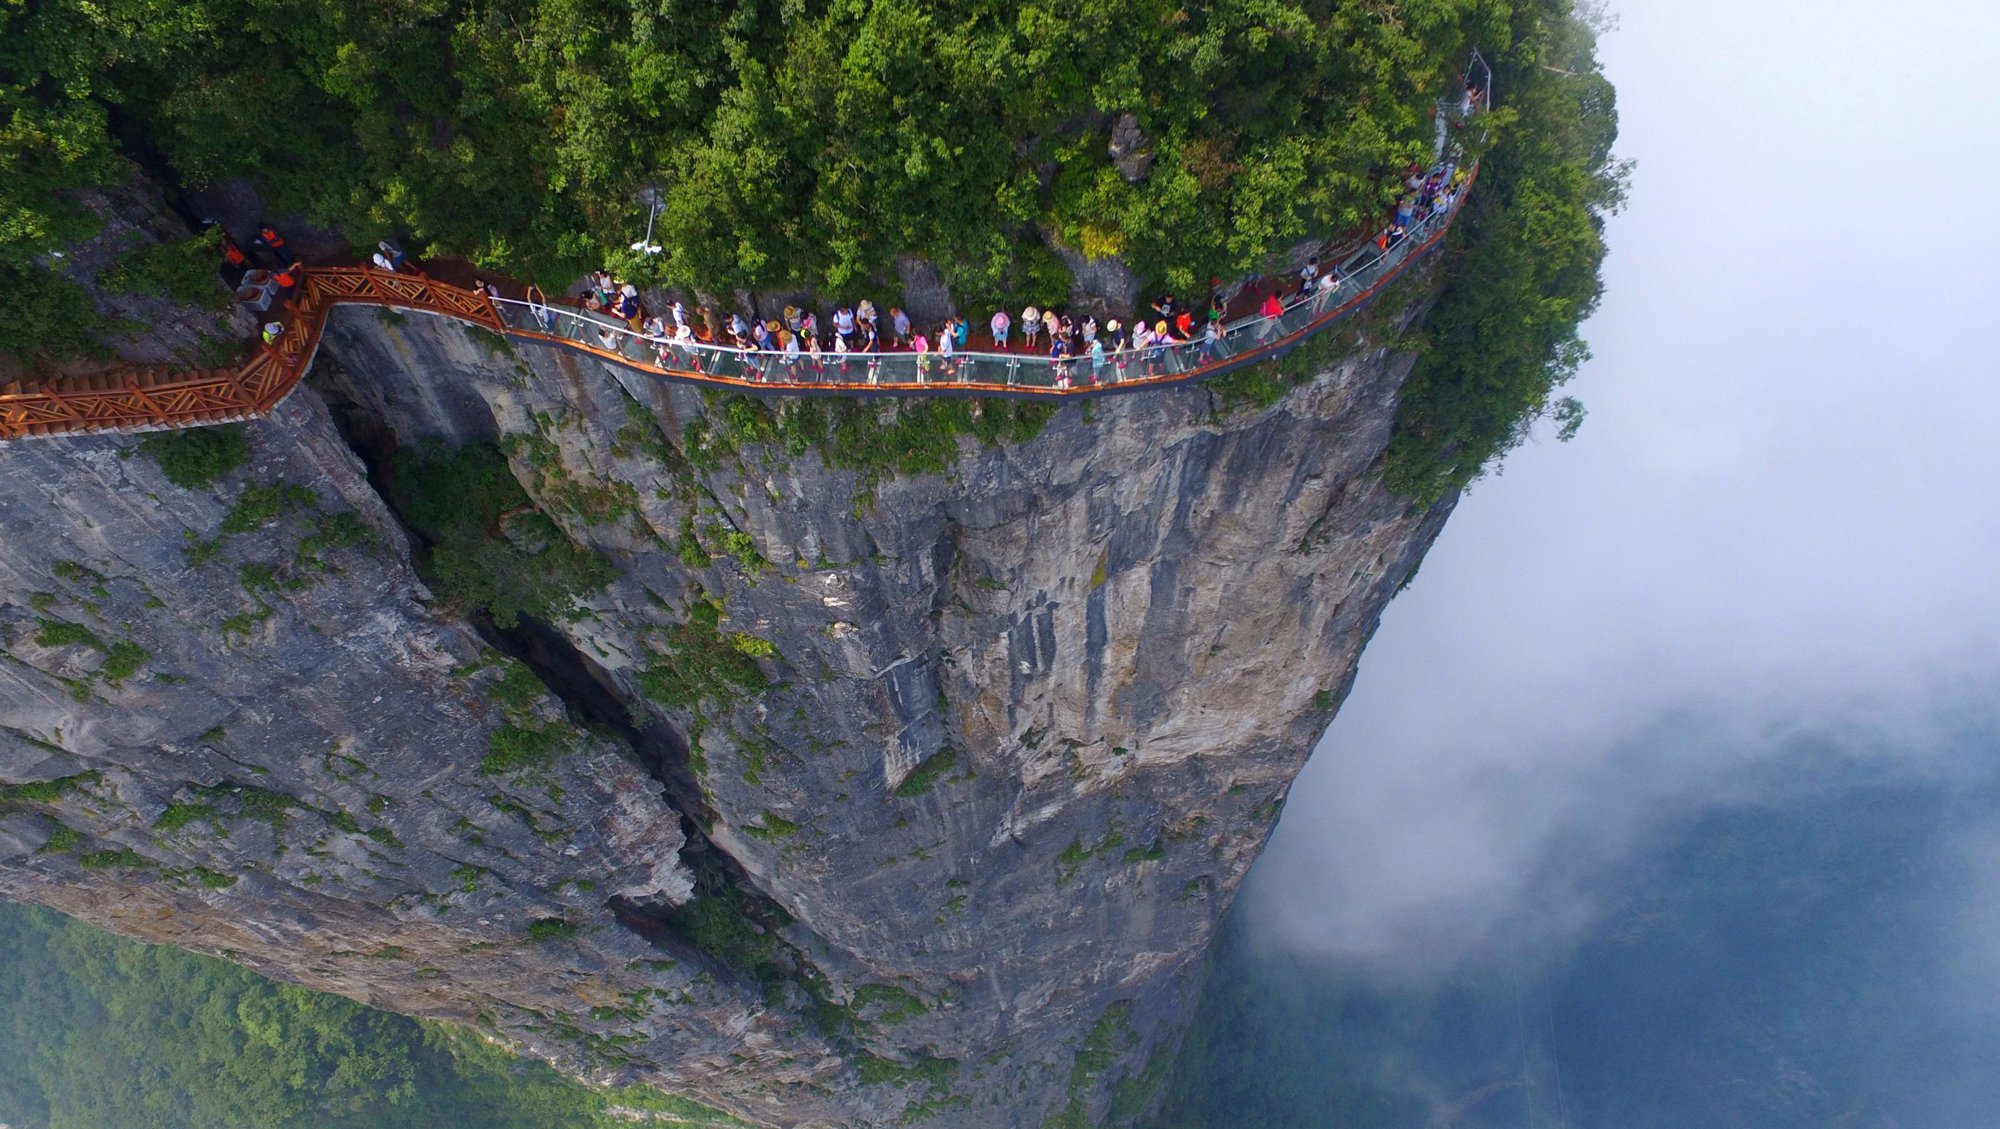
<box><xmin>912</xmin><ymin>331</ymin><xmax>930</xmax><ymax>380</ymax></box>
<box><xmin>807</xmin><ymin>332</ymin><xmax>824</xmax><ymax>377</ymax></box>
<box><xmin>371</xmin><ymin>250</ymin><xmax>396</xmax><ymax>273</ymax></box>
<box><xmin>670</xmin><ymin>299</ymin><xmax>688</xmax><ymax>330</ymax></box>
<box><xmin>1088</xmin><ymin>337</ymin><xmax>1104</xmax><ymax>383</ymax></box>
<box><xmin>1150</xmin><ymin>294</ymin><xmax>1177</xmax><ymax>321</ymax></box>
<box><xmin>219</xmin><ymin>236</ymin><xmax>249</xmax><ymax>286</ymax></box>
<box><xmin>616</xmin><ymin>285</ymin><xmax>643</xmax><ymax>329</ymax></box>
<box><xmin>254</xmin><ymin>225</ymin><xmax>288</xmax><ymax>268</ymax></box>
<box><xmin>751</xmin><ymin>319</ymin><xmax>772</xmax><ymax>351</ymax></box>
<box><xmin>1257</xmin><ymin>288</ymin><xmax>1284</xmax><ymax>341</ymax></box>
<box><xmin>952</xmin><ymin>316</ymin><xmax>968</xmax><ymax>353</ymax></box>
<box><xmin>784</xmin><ymin>305</ymin><xmax>803</xmax><ymax>335</ymax></box>
<box><xmin>1022</xmin><ymin>304</ymin><xmax>1042</xmax><ymax>349</ymax></box>
<box><xmin>800</xmin><ymin>310</ymin><xmax>818</xmax><ymax>342</ymax></box>
<box><xmin>1314</xmin><ymin>269</ymin><xmax>1340</xmax><ymax>312</ymax></box>
<box><xmin>990</xmin><ymin>308</ymin><xmax>1011</xmax><ymax>349</ymax></box>
<box><xmin>939</xmin><ymin>322</ymin><xmax>955</xmax><ymax>378</ymax></box>
<box><xmin>1298</xmin><ymin>256</ymin><xmax>1320</xmax><ymax>297</ymax></box>
<box><xmin>1081</xmin><ymin>316</ymin><xmax>1097</xmax><ymax>347</ymax></box>
<box><xmin>781</xmin><ymin>330</ymin><xmax>801</xmax><ymax>380</ymax></box>
<box><xmin>833</xmin><ymin>327</ymin><xmax>851</xmax><ymax>376</ymax></box>
<box><xmin>834</xmin><ymin>304</ymin><xmax>856</xmax><ymax>344</ymax></box>
<box><xmin>891</xmin><ymin>307</ymin><xmax>911</xmax><ymax>348</ymax></box>
<box><xmin>856</xmin><ymin>298</ymin><xmax>877</xmax><ymax>332</ymax></box>
<box><xmin>379</xmin><ymin>240</ymin><xmax>410</xmax><ymax>272</ymax></box>
<box><xmin>1197</xmin><ymin>317</ymin><xmax>1221</xmax><ymax>364</ymax></box>
<box><xmin>527</xmin><ymin>286</ymin><xmax>558</xmax><ymax>332</ymax></box>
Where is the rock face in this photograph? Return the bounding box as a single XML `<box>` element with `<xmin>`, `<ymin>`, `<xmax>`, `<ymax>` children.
<box><xmin>0</xmin><ymin>283</ymin><xmax>1453</xmax><ymax>1125</ymax></box>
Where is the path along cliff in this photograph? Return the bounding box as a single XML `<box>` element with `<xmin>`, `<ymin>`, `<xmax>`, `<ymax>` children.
<box><xmin>0</xmin><ymin>255</ymin><xmax>1454</xmax><ymax>1125</ymax></box>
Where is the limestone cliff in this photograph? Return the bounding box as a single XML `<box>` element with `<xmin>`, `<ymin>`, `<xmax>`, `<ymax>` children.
<box><xmin>0</xmin><ymin>280</ymin><xmax>1453</xmax><ymax>1125</ymax></box>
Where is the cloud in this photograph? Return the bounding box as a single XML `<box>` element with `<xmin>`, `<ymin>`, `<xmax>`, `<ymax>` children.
<box><xmin>1245</xmin><ymin>0</ymin><xmax>2000</xmax><ymax>977</ymax></box>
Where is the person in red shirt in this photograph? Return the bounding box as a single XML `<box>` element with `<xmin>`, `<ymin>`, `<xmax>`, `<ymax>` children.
<box><xmin>1258</xmin><ymin>289</ymin><xmax>1285</xmax><ymax>342</ymax></box>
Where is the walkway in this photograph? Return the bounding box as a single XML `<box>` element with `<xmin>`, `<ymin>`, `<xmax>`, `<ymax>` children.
<box><xmin>0</xmin><ymin>170</ymin><xmax>1474</xmax><ymax>442</ymax></box>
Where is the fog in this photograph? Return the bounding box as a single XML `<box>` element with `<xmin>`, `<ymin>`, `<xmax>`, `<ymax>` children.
<box><xmin>1249</xmin><ymin>0</ymin><xmax>2000</xmax><ymax>973</ymax></box>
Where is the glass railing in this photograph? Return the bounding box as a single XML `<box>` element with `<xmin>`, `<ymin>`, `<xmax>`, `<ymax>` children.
<box><xmin>487</xmin><ymin>156</ymin><xmax>1470</xmax><ymax>395</ymax></box>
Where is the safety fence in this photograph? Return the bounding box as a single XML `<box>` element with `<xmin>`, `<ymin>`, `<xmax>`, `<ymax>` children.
<box><xmin>486</xmin><ymin>164</ymin><xmax>1469</xmax><ymax>397</ymax></box>
<box><xmin>0</xmin><ymin>160</ymin><xmax>1475</xmax><ymax>440</ymax></box>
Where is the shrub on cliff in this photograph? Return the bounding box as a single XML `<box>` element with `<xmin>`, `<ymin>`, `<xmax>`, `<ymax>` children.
<box><xmin>385</xmin><ymin>441</ymin><xmax>612</xmax><ymax>629</ymax></box>
<box><xmin>138</xmin><ymin>425</ymin><xmax>250</xmax><ymax>490</ymax></box>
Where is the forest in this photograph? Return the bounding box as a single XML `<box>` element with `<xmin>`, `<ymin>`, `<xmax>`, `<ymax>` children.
<box><xmin>0</xmin><ymin>901</ymin><xmax>746</xmax><ymax>1129</ymax></box>
<box><xmin>1</xmin><ymin>0</ymin><xmax>1622</xmax><ymax>495</ymax></box>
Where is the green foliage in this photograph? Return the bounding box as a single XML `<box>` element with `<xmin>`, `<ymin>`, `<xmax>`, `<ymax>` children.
<box><xmin>28</xmin><ymin>621</ymin><xmax>148</xmax><ymax>686</ymax></box>
<box><xmin>0</xmin><ymin>772</ymin><xmax>100</xmax><ymax>805</ymax></box>
<box><xmin>1050</xmin><ymin>1001</ymin><xmax>1139</xmax><ymax>1129</ymax></box>
<box><xmin>220</xmin><ymin>483</ymin><xmax>317</xmax><ymax>536</ymax></box>
<box><xmin>99</xmin><ymin>640</ymin><xmax>149</xmax><ymax>685</ymax></box>
<box><xmin>3</xmin><ymin>0</ymin><xmax>1499</xmax><ymax>371</ymax></box>
<box><xmin>32</xmin><ymin>620</ymin><xmax>101</xmax><ymax>650</ymax></box>
<box><xmin>895</xmin><ymin>748</ymin><xmax>960</xmax><ymax>799</ymax></box>
<box><xmin>153</xmin><ymin>802</ymin><xmax>214</xmax><ymax>833</ymax></box>
<box><xmin>743</xmin><ymin>811</ymin><xmax>801</xmax><ymax>843</ymax></box>
<box><xmin>137</xmin><ymin>426</ymin><xmax>250</xmax><ymax>490</ymax></box>
<box><xmin>480</xmin><ymin>722</ymin><xmax>579</xmax><ymax>776</ymax></box>
<box><xmin>77</xmin><ymin>846</ymin><xmax>149</xmax><ymax>869</ymax></box>
<box><xmin>635</xmin><ymin>598</ymin><xmax>769</xmax><ymax>712</ymax></box>
<box><xmin>660</xmin><ymin>886</ymin><xmax>779</xmax><ymax>981</ymax></box>
<box><xmin>850</xmin><ymin>983</ymin><xmax>929</xmax><ymax>1026</ymax></box>
<box><xmin>689</xmin><ymin>393</ymin><xmax>1054</xmax><ymax>485</ymax></box>
<box><xmin>385</xmin><ymin>441</ymin><xmax>614</xmax><ymax>629</ymax></box>
<box><xmin>0</xmin><ymin>902</ymin><xmax>749</xmax><ymax>1128</ymax></box>
<box><xmin>39</xmin><ymin>822</ymin><xmax>84</xmax><ymax>853</ymax></box>
<box><xmin>525</xmin><ymin>918</ymin><xmax>577</xmax><ymax>943</ymax></box>
<box><xmin>0</xmin><ymin>262</ymin><xmax>106</xmax><ymax>364</ymax></box>
<box><xmin>1385</xmin><ymin>1</ymin><xmax>1627</xmax><ymax>503</ymax></box>
<box><xmin>101</xmin><ymin>230</ymin><xmax>228</xmax><ymax>308</ymax></box>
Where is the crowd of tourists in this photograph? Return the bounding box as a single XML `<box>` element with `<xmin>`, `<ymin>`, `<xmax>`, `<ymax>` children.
<box><xmin>225</xmin><ymin>140</ymin><xmax>1468</xmax><ymax>386</ymax></box>
<box><xmin>527</xmin><ymin>155</ymin><xmax>1468</xmax><ymax>386</ymax></box>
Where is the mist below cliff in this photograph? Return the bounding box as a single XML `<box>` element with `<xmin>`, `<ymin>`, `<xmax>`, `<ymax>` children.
<box><xmin>1156</xmin><ymin>1</ymin><xmax>2000</xmax><ymax>1124</ymax></box>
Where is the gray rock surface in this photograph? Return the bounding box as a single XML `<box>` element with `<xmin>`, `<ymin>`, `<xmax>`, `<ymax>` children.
<box><xmin>0</xmin><ymin>274</ymin><xmax>1455</xmax><ymax>1125</ymax></box>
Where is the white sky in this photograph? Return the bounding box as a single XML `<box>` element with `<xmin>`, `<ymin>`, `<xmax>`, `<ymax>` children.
<box><xmin>1251</xmin><ymin>0</ymin><xmax>2000</xmax><ymax>967</ymax></box>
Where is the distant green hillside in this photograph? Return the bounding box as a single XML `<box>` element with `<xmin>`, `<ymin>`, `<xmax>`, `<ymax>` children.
<box><xmin>0</xmin><ymin>903</ymin><xmax>745</xmax><ymax>1129</ymax></box>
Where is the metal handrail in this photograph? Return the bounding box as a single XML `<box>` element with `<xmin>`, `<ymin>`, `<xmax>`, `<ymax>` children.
<box><xmin>479</xmin><ymin>158</ymin><xmax>1469</xmax><ymax>395</ymax></box>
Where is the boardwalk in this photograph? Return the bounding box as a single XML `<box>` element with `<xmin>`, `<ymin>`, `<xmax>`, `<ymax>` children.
<box><xmin>0</xmin><ymin>169</ymin><xmax>1473</xmax><ymax>442</ymax></box>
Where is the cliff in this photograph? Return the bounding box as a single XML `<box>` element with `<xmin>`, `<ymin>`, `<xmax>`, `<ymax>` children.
<box><xmin>0</xmin><ymin>280</ymin><xmax>1453</xmax><ymax>1125</ymax></box>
